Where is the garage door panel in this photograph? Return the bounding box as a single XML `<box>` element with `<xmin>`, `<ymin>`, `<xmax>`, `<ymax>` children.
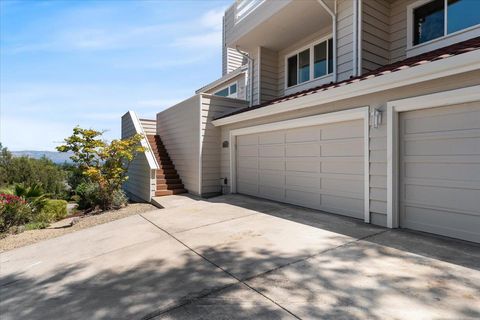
<box><xmin>237</xmin><ymin>157</ymin><xmax>257</xmax><ymax>169</ymax></box>
<box><xmin>237</xmin><ymin>168</ymin><xmax>258</xmax><ymax>184</ymax></box>
<box><xmin>321</xmin><ymin>120</ymin><xmax>364</xmax><ymax>140</ymax></box>
<box><xmin>286</xmin><ymin>158</ymin><xmax>321</xmax><ymax>173</ymax></box>
<box><xmin>259</xmin><ymin>132</ymin><xmax>284</xmax><ymax>144</ymax></box>
<box><xmin>401</xmin><ymin>206</ymin><xmax>480</xmax><ymax>243</ymax></box>
<box><xmin>259</xmin><ymin>145</ymin><xmax>284</xmax><ymax>157</ymax></box>
<box><xmin>286</xmin><ymin>174</ymin><xmax>321</xmax><ymax>189</ymax></box>
<box><xmin>238</xmin><ymin>145</ymin><xmax>258</xmax><ymax>157</ymax></box>
<box><xmin>238</xmin><ymin>134</ymin><xmax>258</xmax><ymax>145</ymax></box>
<box><xmin>322</xmin><ymin>160</ymin><xmax>363</xmax><ymax>175</ymax></box>
<box><xmin>321</xmin><ymin>139</ymin><xmax>364</xmax><ymax>157</ymax></box>
<box><xmin>259</xmin><ymin>158</ymin><xmax>284</xmax><ymax>170</ymax></box>
<box><xmin>259</xmin><ymin>171</ymin><xmax>285</xmax><ymax>187</ymax></box>
<box><xmin>259</xmin><ymin>185</ymin><xmax>284</xmax><ymax>201</ymax></box>
<box><xmin>404</xmin><ymin>184</ymin><xmax>480</xmax><ymax>214</ymax></box>
<box><xmin>404</xmin><ymin>137</ymin><xmax>480</xmax><ymax>156</ymax></box>
<box><xmin>286</xmin><ymin>142</ymin><xmax>320</xmax><ymax>157</ymax></box>
<box><xmin>400</xmin><ymin>103</ymin><xmax>480</xmax><ymax>243</ymax></box>
<box><xmin>236</xmin><ymin>119</ymin><xmax>365</xmax><ymax>219</ymax></box>
<box><xmin>237</xmin><ymin>181</ymin><xmax>258</xmax><ymax>195</ymax></box>
<box><xmin>286</xmin><ymin>189</ymin><xmax>321</xmax><ymax>208</ymax></box>
<box><xmin>404</xmin><ymin>162</ymin><xmax>480</xmax><ymax>181</ymax></box>
<box><xmin>321</xmin><ymin>195</ymin><xmax>364</xmax><ymax>218</ymax></box>
<box><xmin>286</xmin><ymin>127</ymin><xmax>320</xmax><ymax>142</ymax></box>
<box><xmin>322</xmin><ymin>178</ymin><xmax>364</xmax><ymax>194</ymax></box>
<box><xmin>403</xmin><ymin>108</ymin><xmax>480</xmax><ymax>134</ymax></box>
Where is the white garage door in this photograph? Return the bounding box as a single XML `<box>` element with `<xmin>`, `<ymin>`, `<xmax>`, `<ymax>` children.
<box><xmin>236</xmin><ymin>119</ymin><xmax>365</xmax><ymax>219</ymax></box>
<box><xmin>400</xmin><ymin>102</ymin><xmax>480</xmax><ymax>243</ymax></box>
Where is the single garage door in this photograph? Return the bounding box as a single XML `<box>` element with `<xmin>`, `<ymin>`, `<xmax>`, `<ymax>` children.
<box><xmin>399</xmin><ymin>102</ymin><xmax>480</xmax><ymax>243</ymax></box>
<box><xmin>236</xmin><ymin>119</ymin><xmax>365</xmax><ymax>219</ymax></box>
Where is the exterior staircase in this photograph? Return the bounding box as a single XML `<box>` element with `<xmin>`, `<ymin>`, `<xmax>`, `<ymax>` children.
<box><xmin>146</xmin><ymin>135</ymin><xmax>187</xmax><ymax>196</ymax></box>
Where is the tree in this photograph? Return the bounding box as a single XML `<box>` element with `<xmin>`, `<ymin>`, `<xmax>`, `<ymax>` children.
<box><xmin>57</xmin><ymin>127</ymin><xmax>145</xmax><ymax>210</ymax></box>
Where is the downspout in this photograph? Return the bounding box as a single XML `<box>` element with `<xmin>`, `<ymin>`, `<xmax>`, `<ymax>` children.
<box><xmin>236</xmin><ymin>47</ymin><xmax>254</xmax><ymax>107</ymax></box>
<box><xmin>317</xmin><ymin>0</ymin><xmax>337</xmax><ymax>82</ymax></box>
<box><xmin>353</xmin><ymin>0</ymin><xmax>358</xmax><ymax>77</ymax></box>
<box><xmin>357</xmin><ymin>0</ymin><xmax>363</xmax><ymax>76</ymax></box>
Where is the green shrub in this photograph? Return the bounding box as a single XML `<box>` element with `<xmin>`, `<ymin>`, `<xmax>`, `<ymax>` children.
<box><xmin>0</xmin><ymin>194</ymin><xmax>32</xmax><ymax>233</ymax></box>
<box><xmin>25</xmin><ymin>221</ymin><xmax>49</xmax><ymax>230</ymax></box>
<box><xmin>38</xmin><ymin>199</ymin><xmax>68</xmax><ymax>222</ymax></box>
<box><xmin>111</xmin><ymin>189</ymin><xmax>128</xmax><ymax>209</ymax></box>
<box><xmin>75</xmin><ymin>181</ymin><xmax>100</xmax><ymax>210</ymax></box>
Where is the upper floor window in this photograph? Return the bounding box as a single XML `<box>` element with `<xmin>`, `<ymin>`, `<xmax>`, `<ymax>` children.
<box><xmin>287</xmin><ymin>38</ymin><xmax>333</xmax><ymax>88</ymax></box>
<box><xmin>214</xmin><ymin>83</ymin><xmax>237</xmax><ymax>98</ymax></box>
<box><xmin>412</xmin><ymin>0</ymin><xmax>480</xmax><ymax>46</ymax></box>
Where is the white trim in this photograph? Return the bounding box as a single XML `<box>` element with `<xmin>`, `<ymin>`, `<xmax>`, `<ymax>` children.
<box><xmin>198</xmin><ymin>96</ymin><xmax>203</xmax><ymax>195</ymax></box>
<box><xmin>284</xmin><ymin>34</ymin><xmax>334</xmax><ymax>90</ymax></box>
<box><xmin>127</xmin><ymin>110</ymin><xmax>159</xmax><ymax>171</ymax></box>
<box><xmin>212</xmin><ymin>49</ymin><xmax>480</xmax><ymax>126</ymax></box>
<box><xmin>386</xmin><ymin>85</ymin><xmax>480</xmax><ymax>228</ymax></box>
<box><xmin>406</xmin><ymin>0</ymin><xmax>480</xmax><ymax>57</ymax></box>
<box><xmin>229</xmin><ymin>106</ymin><xmax>371</xmax><ymax>223</ymax></box>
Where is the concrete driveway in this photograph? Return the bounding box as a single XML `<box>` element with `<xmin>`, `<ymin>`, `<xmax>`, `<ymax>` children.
<box><xmin>1</xmin><ymin>194</ymin><xmax>479</xmax><ymax>320</ymax></box>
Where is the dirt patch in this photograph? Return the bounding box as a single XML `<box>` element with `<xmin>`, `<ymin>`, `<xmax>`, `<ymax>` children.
<box><xmin>0</xmin><ymin>203</ymin><xmax>158</xmax><ymax>252</ymax></box>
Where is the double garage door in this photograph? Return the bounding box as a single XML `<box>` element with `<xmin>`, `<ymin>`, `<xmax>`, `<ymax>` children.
<box><xmin>236</xmin><ymin>119</ymin><xmax>365</xmax><ymax>220</ymax></box>
<box><xmin>399</xmin><ymin>102</ymin><xmax>480</xmax><ymax>243</ymax></box>
<box><xmin>234</xmin><ymin>102</ymin><xmax>479</xmax><ymax>243</ymax></box>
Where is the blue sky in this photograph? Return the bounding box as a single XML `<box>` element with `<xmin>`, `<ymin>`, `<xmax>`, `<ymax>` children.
<box><xmin>0</xmin><ymin>0</ymin><xmax>231</xmax><ymax>151</ymax></box>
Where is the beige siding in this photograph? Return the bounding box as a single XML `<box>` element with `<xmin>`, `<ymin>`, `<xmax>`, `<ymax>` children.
<box><xmin>337</xmin><ymin>0</ymin><xmax>355</xmax><ymax>81</ymax></box>
<box><xmin>200</xmin><ymin>95</ymin><xmax>248</xmax><ymax>194</ymax></box>
<box><xmin>259</xmin><ymin>46</ymin><xmax>279</xmax><ymax>103</ymax></box>
<box><xmin>252</xmin><ymin>48</ymin><xmax>261</xmax><ymax>105</ymax></box>
<box><xmin>121</xmin><ymin>112</ymin><xmax>155</xmax><ymax>202</ymax></box>
<box><xmin>390</xmin><ymin>0</ymin><xmax>410</xmax><ymax>63</ymax></box>
<box><xmin>157</xmin><ymin>95</ymin><xmax>201</xmax><ymax>195</ymax></box>
<box><xmin>223</xmin><ymin>5</ymin><xmax>242</xmax><ymax>75</ymax></box>
<box><xmin>220</xmin><ymin>69</ymin><xmax>480</xmax><ymax>226</ymax></box>
<box><xmin>362</xmin><ymin>0</ymin><xmax>392</xmax><ymax>72</ymax></box>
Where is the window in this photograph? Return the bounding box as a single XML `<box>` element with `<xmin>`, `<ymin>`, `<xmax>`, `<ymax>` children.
<box><xmin>412</xmin><ymin>0</ymin><xmax>480</xmax><ymax>46</ymax></box>
<box><xmin>214</xmin><ymin>83</ymin><xmax>238</xmax><ymax>98</ymax></box>
<box><xmin>286</xmin><ymin>37</ymin><xmax>333</xmax><ymax>88</ymax></box>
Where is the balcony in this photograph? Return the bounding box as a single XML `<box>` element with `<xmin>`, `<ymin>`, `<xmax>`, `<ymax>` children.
<box><xmin>226</xmin><ymin>0</ymin><xmax>333</xmax><ymax>51</ymax></box>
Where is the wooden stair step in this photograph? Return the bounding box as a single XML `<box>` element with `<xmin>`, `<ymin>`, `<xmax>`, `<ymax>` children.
<box><xmin>156</xmin><ymin>168</ymin><xmax>177</xmax><ymax>175</ymax></box>
<box><xmin>156</xmin><ymin>178</ymin><xmax>182</xmax><ymax>184</ymax></box>
<box><xmin>156</xmin><ymin>173</ymin><xmax>179</xmax><ymax>179</ymax></box>
<box><xmin>156</xmin><ymin>183</ymin><xmax>184</xmax><ymax>191</ymax></box>
<box><xmin>155</xmin><ymin>189</ymin><xmax>187</xmax><ymax>196</ymax></box>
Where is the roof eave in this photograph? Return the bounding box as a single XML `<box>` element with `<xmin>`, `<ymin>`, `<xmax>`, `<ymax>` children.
<box><xmin>212</xmin><ymin>49</ymin><xmax>480</xmax><ymax>126</ymax></box>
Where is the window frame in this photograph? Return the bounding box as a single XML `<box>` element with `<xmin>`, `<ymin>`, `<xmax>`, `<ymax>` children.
<box><xmin>407</xmin><ymin>0</ymin><xmax>480</xmax><ymax>56</ymax></box>
<box><xmin>284</xmin><ymin>35</ymin><xmax>334</xmax><ymax>90</ymax></box>
<box><xmin>213</xmin><ymin>81</ymin><xmax>239</xmax><ymax>98</ymax></box>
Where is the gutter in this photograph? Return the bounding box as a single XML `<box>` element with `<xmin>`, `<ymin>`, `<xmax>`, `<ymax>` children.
<box><xmin>212</xmin><ymin>49</ymin><xmax>480</xmax><ymax>126</ymax></box>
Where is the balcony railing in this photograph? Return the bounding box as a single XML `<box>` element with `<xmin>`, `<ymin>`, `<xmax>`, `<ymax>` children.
<box><xmin>235</xmin><ymin>0</ymin><xmax>265</xmax><ymax>22</ymax></box>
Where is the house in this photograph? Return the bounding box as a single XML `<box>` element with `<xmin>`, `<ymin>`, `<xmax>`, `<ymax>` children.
<box><xmin>122</xmin><ymin>0</ymin><xmax>480</xmax><ymax>243</ymax></box>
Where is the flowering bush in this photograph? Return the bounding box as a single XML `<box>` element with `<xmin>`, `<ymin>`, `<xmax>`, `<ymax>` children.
<box><xmin>0</xmin><ymin>194</ymin><xmax>32</xmax><ymax>233</ymax></box>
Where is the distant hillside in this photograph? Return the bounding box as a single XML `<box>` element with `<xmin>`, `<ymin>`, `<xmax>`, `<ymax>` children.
<box><xmin>11</xmin><ymin>151</ymin><xmax>73</xmax><ymax>164</ymax></box>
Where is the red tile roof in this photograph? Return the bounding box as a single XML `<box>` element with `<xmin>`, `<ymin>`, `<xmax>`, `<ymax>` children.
<box><xmin>215</xmin><ymin>36</ymin><xmax>480</xmax><ymax>121</ymax></box>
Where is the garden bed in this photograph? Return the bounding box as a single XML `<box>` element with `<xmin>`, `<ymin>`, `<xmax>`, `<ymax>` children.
<box><xmin>0</xmin><ymin>203</ymin><xmax>157</xmax><ymax>252</ymax></box>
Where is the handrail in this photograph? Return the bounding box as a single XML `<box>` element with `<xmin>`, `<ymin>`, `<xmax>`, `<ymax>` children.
<box><xmin>126</xmin><ymin>110</ymin><xmax>160</xmax><ymax>170</ymax></box>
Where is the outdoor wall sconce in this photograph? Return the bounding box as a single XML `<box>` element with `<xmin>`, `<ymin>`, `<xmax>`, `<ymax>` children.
<box><xmin>222</xmin><ymin>141</ymin><xmax>229</xmax><ymax>148</ymax></box>
<box><xmin>371</xmin><ymin>108</ymin><xmax>382</xmax><ymax>128</ymax></box>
